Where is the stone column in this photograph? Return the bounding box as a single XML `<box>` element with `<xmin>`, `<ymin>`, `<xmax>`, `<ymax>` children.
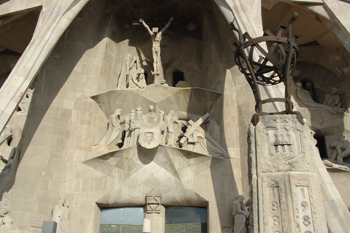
<box><xmin>144</xmin><ymin>194</ymin><xmax>165</xmax><ymax>233</ymax></box>
<box><xmin>248</xmin><ymin>115</ymin><xmax>327</xmax><ymax>233</ymax></box>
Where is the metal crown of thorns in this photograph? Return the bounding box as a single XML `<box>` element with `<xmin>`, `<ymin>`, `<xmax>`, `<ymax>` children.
<box><xmin>231</xmin><ymin>12</ymin><xmax>299</xmax><ymax>114</ymax></box>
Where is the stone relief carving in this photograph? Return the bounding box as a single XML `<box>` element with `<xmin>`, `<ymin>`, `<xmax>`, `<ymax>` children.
<box><xmin>293</xmin><ymin>186</ymin><xmax>314</xmax><ymax>233</ymax></box>
<box><xmin>139</xmin><ymin>105</ymin><xmax>164</xmax><ymax>149</ymax></box>
<box><xmin>323</xmin><ymin>87</ymin><xmax>343</xmax><ymax>109</ymax></box>
<box><xmin>295</xmin><ymin>81</ymin><xmax>345</xmax><ymax>114</ymax></box>
<box><xmin>329</xmin><ymin>139</ymin><xmax>350</xmax><ymax>167</ymax></box>
<box><xmin>0</xmin><ymin>126</ymin><xmax>21</xmax><ymax>174</ymax></box>
<box><xmin>146</xmin><ymin>195</ymin><xmax>161</xmax><ymax>214</ymax></box>
<box><xmin>93</xmin><ymin>106</ymin><xmax>227</xmax><ymax>158</ymax></box>
<box><xmin>98</xmin><ymin>109</ymin><xmax>123</xmax><ymax>147</ymax></box>
<box><xmin>0</xmin><ymin>192</ymin><xmax>18</xmax><ymax>233</ymax></box>
<box><xmin>259</xmin><ymin>116</ymin><xmax>305</xmax><ymax>172</ymax></box>
<box><xmin>52</xmin><ymin>198</ymin><xmax>70</xmax><ymax>233</ymax></box>
<box><xmin>139</xmin><ymin>17</ymin><xmax>174</xmax><ymax>84</ymax></box>
<box><xmin>116</xmin><ymin>54</ymin><xmax>147</xmax><ymax>89</ymax></box>
<box><xmin>16</xmin><ymin>87</ymin><xmax>34</xmax><ymax>114</ymax></box>
<box><xmin>232</xmin><ymin>195</ymin><xmax>249</xmax><ymax>233</ymax></box>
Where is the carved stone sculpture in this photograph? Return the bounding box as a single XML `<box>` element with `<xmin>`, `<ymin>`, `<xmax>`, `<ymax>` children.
<box><xmin>330</xmin><ymin>139</ymin><xmax>350</xmax><ymax>166</ymax></box>
<box><xmin>130</xmin><ymin>67</ymin><xmax>147</xmax><ymax>89</ymax></box>
<box><xmin>139</xmin><ymin>105</ymin><xmax>164</xmax><ymax>149</ymax></box>
<box><xmin>98</xmin><ymin>109</ymin><xmax>123</xmax><ymax>147</ymax></box>
<box><xmin>295</xmin><ymin>81</ymin><xmax>345</xmax><ymax>114</ymax></box>
<box><xmin>117</xmin><ymin>54</ymin><xmax>147</xmax><ymax>89</ymax></box>
<box><xmin>52</xmin><ymin>198</ymin><xmax>70</xmax><ymax>233</ymax></box>
<box><xmin>324</xmin><ymin>87</ymin><xmax>342</xmax><ymax>109</ymax></box>
<box><xmin>130</xmin><ymin>106</ymin><xmax>143</xmax><ymax>146</ymax></box>
<box><xmin>16</xmin><ymin>88</ymin><xmax>34</xmax><ymax>114</ymax></box>
<box><xmin>161</xmin><ymin>110</ymin><xmax>179</xmax><ymax>146</ymax></box>
<box><xmin>139</xmin><ymin>17</ymin><xmax>173</xmax><ymax>84</ymax></box>
<box><xmin>232</xmin><ymin>195</ymin><xmax>249</xmax><ymax>233</ymax></box>
<box><xmin>122</xmin><ymin>110</ymin><xmax>135</xmax><ymax>148</ymax></box>
<box><xmin>0</xmin><ymin>192</ymin><xmax>18</xmax><ymax>233</ymax></box>
<box><xmin>0</xmin><ymin>126</ymin><xmax>20</xmax><ymax>174</ymax></box>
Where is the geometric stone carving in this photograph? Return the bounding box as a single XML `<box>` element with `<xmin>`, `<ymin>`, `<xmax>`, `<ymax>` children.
<box><xmin>52</xmin><ymin>198</ymin><xmax>70</xmax><ymax>233</ymax></box>
<box><xmin>146</xmin><ymin>195</ymin><xmax>161</xmax><ymax>214</ymax></box>
<box><xmin>249</xmin><ymin>115</ymin><xmax>328</xmax><ymax>233</ymax></box>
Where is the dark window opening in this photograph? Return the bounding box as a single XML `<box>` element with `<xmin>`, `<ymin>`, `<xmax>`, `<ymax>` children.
<box><xmin>165</xmin><ymin>207</ymin><xmax>207</xmax><ymax>233</ymax></box>
<box><xmin>144</xmin><ymin>71</ymin><xmax>148</xmax><ymax>85</ymax></box>
<box><xmin>173</xmin><ymin>70</ymin><xmax>184</xmax><ymax>87</ymax></box>
<box><xmin>314</xmin><ymin>134</ymin><xmax>327</xmax><ymax>159</ymax></box>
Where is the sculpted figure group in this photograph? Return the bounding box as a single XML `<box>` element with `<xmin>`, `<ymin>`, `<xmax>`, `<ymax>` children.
<box><xmin>116</xmin><ymin>55</ymin><xmax>147</xmax><ymax>89</ymax></box>
<box><xmin>116</xmin><ymin>17</ymin><xmax>174</xmax><ymax>88</ymax></box>
<box><xmin>96</xmin><ymin>106</ymin><xmax>227</xmax><ymax>157</ymax></box>
<box><xmin>294</xmin><ymin>77</ymin><xmax>345</xmax><ymax>114</ymax></box>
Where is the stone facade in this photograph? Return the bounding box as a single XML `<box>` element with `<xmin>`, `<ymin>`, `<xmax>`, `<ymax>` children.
<box><xmin>0</xmin><ymin>0</ymin><xmax>349</xmax><ymax>233</ymax></box>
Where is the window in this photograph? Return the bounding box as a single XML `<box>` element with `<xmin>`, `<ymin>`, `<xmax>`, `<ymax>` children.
<box><xmin>165</xmin><ymin>207</ymin><xmax>207</xmax><ymax>233</ymax></box>
<box><xmin>100</xmin><ymin>207</ymin><xmax>144</xmax><ymax>233</ymax></box>
<box><xmin>173</xmin><ymin>70</ymin><xmax>184</xmax><ymax>87</ymax></box>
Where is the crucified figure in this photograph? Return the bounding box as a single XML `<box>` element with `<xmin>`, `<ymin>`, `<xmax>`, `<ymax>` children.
<box><xmin>139</xmin><ymin>17</ymin><xmax>174</xmax><ymax>81</ymax></box>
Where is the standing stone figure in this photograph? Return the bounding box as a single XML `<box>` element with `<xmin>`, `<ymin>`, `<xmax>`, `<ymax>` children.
<box><xmin>166</xmin><ymin>114</ymin><xmax>178</xmax><ymax>146</ymax></box>
<box><xmin>117</xmin><ymin>54</ymin><xmax>134</xmax><ymax>89</ymax></box>
<box><xmin>123</xmin><ymin>109</ymin><xmax>136</xmax><ymax>148</ymax></box>
<box><xmin>98</xmin><ymin>109</ymin><xmax>123</xmax><ymax>147</ymax></box>
<box><xmin>52</xmin><ymin>198</ymin><xmax>70</xmax><ymax>233</ymax></box>
<box><xmin>139</xmin><ymin>17</ymin><xmax>174</xmax><ymax>83</ymax></box>
<box><xmin>131</xmin><ymin>106</ymin><xmax>143</xmax><ymax>146</ymax></box>
<box><xmin>232</xmin><ymin>195</ymin><xmax>249</xmax><ymax>233</ymax></box>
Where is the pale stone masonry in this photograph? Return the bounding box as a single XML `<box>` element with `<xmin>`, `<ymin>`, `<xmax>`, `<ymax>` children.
<box><xmin>0</xmin><ymin>0</ymin><xmax>349</xmax><ymax>232</ymax></box>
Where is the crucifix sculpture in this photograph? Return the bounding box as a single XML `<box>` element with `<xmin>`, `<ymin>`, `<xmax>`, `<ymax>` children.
<box><xmin>139</xmin><ymin>17</ymin><xmax>174</xmax><ymax>84</ymax></box>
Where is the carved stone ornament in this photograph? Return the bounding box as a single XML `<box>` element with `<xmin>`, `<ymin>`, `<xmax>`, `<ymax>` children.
<box><xmin>258</xmin><ymin>115</ymin><xmax>305</xmax><ymax>172</ymax></box>
<box><xmin>146</xmin><ymin>195</ymin><xmax>161</xmax><ymax>214</ymax></box>
<box><xmin>139</xmin><ymin>105</ymin><xmax>164</xmax><ymax>149</ymax></box>
<box><xmin>232</xmin><ymin>195</ymin><xmax>249</xmax><ymax>233</ymax></box>
<box><xmin>52</xmin><ymin>198</ymin><xmax>70</xmax><ymax>233</ymax></box>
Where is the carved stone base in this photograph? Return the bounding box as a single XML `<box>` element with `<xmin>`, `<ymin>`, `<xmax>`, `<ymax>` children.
<box><xmin>248</xmin><ymin>115</ymin><xmax>328</xmax><ymax>232</ymax></box>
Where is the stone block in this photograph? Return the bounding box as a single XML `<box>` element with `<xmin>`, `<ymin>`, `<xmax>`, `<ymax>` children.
<box><xmin>41</xmin><ymin>221</ymin><xmax>57</xmax><ymax>233</ymax></box>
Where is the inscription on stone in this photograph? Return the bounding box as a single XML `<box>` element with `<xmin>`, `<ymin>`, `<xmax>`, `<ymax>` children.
<box><xmin>269</xmin><ymin>186</ymin><xmax>283</xmax><ymax>233</ymax></box>
<box><xmin>294</xmin><ymin>186</ymin><xmax>314</xmax><ymax>233</ymax></box>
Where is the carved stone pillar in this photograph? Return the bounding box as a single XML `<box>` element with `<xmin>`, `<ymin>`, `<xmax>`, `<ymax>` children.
<box><xmin>248</xmin><ymin>115</ymin><xmax>327</xmax><ymax>233</ymax></box>
<box><xmin>145</xmin><ymin>194</ymin><xmax>164</xmax><ymax>233</ymax></box>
